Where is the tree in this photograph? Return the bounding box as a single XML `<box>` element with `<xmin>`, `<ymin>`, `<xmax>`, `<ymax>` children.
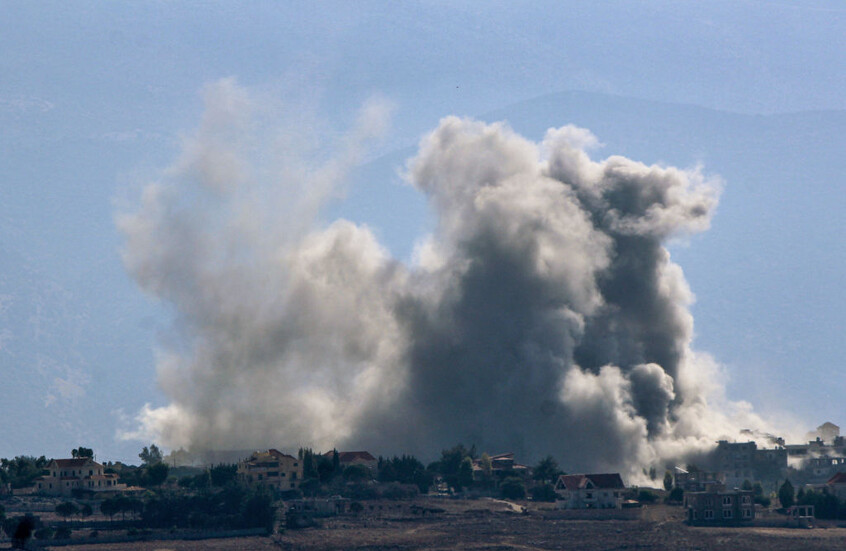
<box><xmin>139</xmin><ymin>444</ymin><xmax>163</xmax><ymax>466</ymax></box>
<box><xmin>458</xmin><ymin>457</ymin><xmax>474</xmax><ymax>489</ymax></box>
<box><xmin>71</xmin><ymin>447</ymin><xmax>93</xmax><ymax>459</ymax></box>
<box><xmin>55</xmin><ymin>501</ymin><xmax>79</xmax><ymax>521</ymax></box>
<box><xmin>530</xmin><ymin>483</ymin><xmax>557</xmax><ymax>502</ymax></box>
<box><xmin>99</xmin><ymin>498</ymin><xmax>118</xmax><ymax>521</ymax></box>
<box><xmin>500</xmin><ymin>477</ymin><xmax>526</xmax><ymax>500</ymax></box>
<box><xmin>298</xmin><ymin>448</ymin><xmax>319</xmax><ymax>480</ymax></box>
<box><xmin>11</xmin><ymin>515</ymin><xmax>36</xmax><ymax>549</ymax></box>
<box><xmin>145</xmin><ymin>462</ymin><xmax>169</xmax><ymax>486</ymax></box>
<box><xmin>343</xmin><ymin>464</ymin><xmax>371</xmax><ymax>482</ymax></box>
<box><xmin>533</xmin><ymin>456</ymin><xmax>560</xmax><ymax>484</ymax></box>
<box><xmin>479</xmin><ymin>453</ymin><xmax>493</xmax><ymax>483</ymax></box>
<box><xmin>437</xmin><ymin>444</ymin><xmax>473</xmax><ymax>490</ymax></box>
<box><xmin>741</xmin><ymin>479</ymin><xmax>753</xmax><ymax>491</ymax></box>
<box><xmin>209</xmin><ymin>464</ymin><xmax>237</xmax><ymax>487</ymax></box>
<box><xmin>667</xmin><ymin>487</ymin><xmax>684</xmax><ymax>502</ymax></box>
<box><xmin>1</xmin><ymin>456</ymin><xmax>49</xmax><ymax>489</ymax></box>
<box><xmin>663</xmin><ymin>471</ymin><xmax>674</xmax><ymax>492</ymax></box>
<box><xmin>778</xmin><ymin>479</ymin><xmax>795</xmax><ymax>509</ymax></box>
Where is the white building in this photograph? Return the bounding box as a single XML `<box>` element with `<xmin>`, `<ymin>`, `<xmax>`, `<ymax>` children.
<box><xmin>554</xmin><ymin>473</ymin><xmax>625</xmax><ymax>509</ymax></box>
<box><xmin>36</xmin><ymin>458</ymin><xmax>124</xmax><ymax>496</ymax></box>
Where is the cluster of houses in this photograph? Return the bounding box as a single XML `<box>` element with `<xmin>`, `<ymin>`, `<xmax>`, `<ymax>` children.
<box><xmin>10</xmin><ymin>420</ymin><xmax>846</xmax><ymax>528</ymax></box>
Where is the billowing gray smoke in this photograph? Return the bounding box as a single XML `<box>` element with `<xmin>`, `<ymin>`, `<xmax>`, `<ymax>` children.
<box><xmin>119</xmin><ymin>80</ymin><xmax>765</xmax><ymax>479</ymax></box>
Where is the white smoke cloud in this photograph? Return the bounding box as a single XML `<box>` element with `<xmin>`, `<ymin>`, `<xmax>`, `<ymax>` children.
<box><xmin>119</xmin><ymin>79</ymin><xmax>770</xmax><ymax>480</ymax></box>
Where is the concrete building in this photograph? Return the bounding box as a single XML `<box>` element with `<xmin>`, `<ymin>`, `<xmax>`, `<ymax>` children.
<box><xmin>674</xmin><ymin>467</ymin><xmax>723</xmax><ymax>492</ymax></box>
<box><xmin>714</xmin><ymin>441</ymin><xmax>757</xmax><ymax>487</ymax></box>
<box><xmin>554</xmin><ymin>473</ymin><xmax>625</xmax><ymax>509</ymax></box>
<box><xmin>471</xmin><ymin>452</ymin><xmax>530</xmax><ymax>482</ymax></box>
<box><xmin>35</xmin><ymin>458</ymin><xmax>124</xmax><ymax>496</ymax></box>
<box><xmin>713</xmin><ymin>440</ymin><xmax>787</xmax><ymax>486</ymax></box>
<box><xmin>238</xmin><ymin>449</ymin><xmax>302</xmax><ymax>490</ymax></box>
<box><xmin>685</xmin><ymin>488</ymin><xmax>754</xmax><ymax>525</ymax></box>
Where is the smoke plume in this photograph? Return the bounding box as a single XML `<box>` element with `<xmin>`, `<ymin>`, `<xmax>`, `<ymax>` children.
<box><xmin>119</xmin><ymin>80</ymin><xmax>765</xmax><ymax>479</ymax></box>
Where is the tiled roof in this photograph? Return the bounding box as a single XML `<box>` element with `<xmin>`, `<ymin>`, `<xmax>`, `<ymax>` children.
<box><xmin>556</xmin><ymin>473</ymin><xmax>625</xmax><ymax>491</ymax></box>
<box><xmin>53</xmin><ymin>458</ymin><xmax>100</xmax><ymax>468</ymax></box>
<box><xmin>265</xmin><ymin>449</ymin><xmax>297</xmax><ymax>460</ymax></box>
<box><xmin>325</xmin><ymin>451</ymin><xmax>376</xmax><ymax>463</ymax></box>
<box><xmin>827</xmin><ymin>472</ymin><xmax>846</xmax><ymax>485</ymax></box>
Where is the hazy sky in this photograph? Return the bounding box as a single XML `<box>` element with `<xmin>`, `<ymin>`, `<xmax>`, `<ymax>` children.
<box><xmin>1</xmin><ymin>1</ymin><xmax>844</xmax><ymax>463</ymax></box>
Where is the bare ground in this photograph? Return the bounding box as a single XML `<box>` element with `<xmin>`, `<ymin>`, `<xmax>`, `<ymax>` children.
<box><xmin>37</xmin><ymin>499</ymin><xmax>846</xmax><ymax>551</ymax></box>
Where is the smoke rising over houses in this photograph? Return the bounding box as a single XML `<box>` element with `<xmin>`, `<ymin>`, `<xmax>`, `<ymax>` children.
<box><xmin>119</xmin><ymin>80</ymin><xmax>766</xmax><ymax>479</ymax></box>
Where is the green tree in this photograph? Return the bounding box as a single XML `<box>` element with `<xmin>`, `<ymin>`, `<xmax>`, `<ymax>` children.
<box><xmin>479</xmin><ymin>453</ymin><xmax>493</xmax><ymax>483</ymax></box>
<box><xmin>663</xmin><ymin>471</ymin><xmax>674</xmax><ymax>492</ymax></box>
<box><xmin>778</xmin><ymin>479</ymin><xmax>795</xmax><ymax>509</ymax></box>
<box><xmin>99</xmin><ymin>498</ymin><xmax>118</xmax><ymax>521</ymax></box>
<box><xmin>0</xmin><ymin>456</ymin><xmax>49</xmax><ymax>489</ymax></box>
<box><xmin>55</xmin><ymin>501</ymin><xmax>78</xmax><ymax>520</ymax></box>
<box><xmin>80</xmin><ymin>503</ymin><xmax>93</xmax><ymax>519</ymax></box>
<box><xmin>667</xmin><ymin>487</ymin><xmax>684</xmax><ymax>502</ymax></box>
<box><xmin>139</xmin><ymin>444</ymin><xmax>163</xmax><ymax>466</ymax></box>
<box><xmin>741</xmin><ymin>479</ymin><xmax>753</xmax><ymax>491</ymax></box>
<box><xmin>209</xmin><ymin>464</ymin><xmax>237</xmax><ymax>487</ymax></box>
<box><xmin>11</xmin><ymin>515</ymin><xmax>36</xmax><ymax>549</ymax></box>
<box><xmin>298</xmin><ymin>448</ymin><xmax>319</xmax><ymax>480</ymax></box>
<box><xmin>500</xmin><ymin>477</ymin><xmax>526</xmax><ymax>500</ymax></box>
<box><xmin>530</xmin><ymin>483</ymin><xmax>557</xmax><ymax>502</ymax></box>
<box><xmin>71</xmin><ymin>447</ymin><xmax>93</xmax><ymax>459</ymax></box>
<box><xmin>145</xmin><ymin>462</ymin><xmax>169</xmax><ymax>486</ymax></box>
<box><xmin>343</xmin><ymin>464</ymin><xmax>371</xmax><ymax>482</ymax></box>
<box><xmin>241</xmin><ymin>491</ymin><xmax>276</xmax><ymax>533</ymax></box>
<box><xmin>458</xmin><ymin>456</ymin><xmax>474</xmax><ymax>489</ymax></box>
<box><xmin>533</xmin><ymin>456</ymin><xmax>560</xmax><ymax>484</ymax></box>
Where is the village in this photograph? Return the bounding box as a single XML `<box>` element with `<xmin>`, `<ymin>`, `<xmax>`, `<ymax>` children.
<box><xmin>2</xmin><ymin>422</ymin><xmax>846</xmax><ymax>549</ymax></box>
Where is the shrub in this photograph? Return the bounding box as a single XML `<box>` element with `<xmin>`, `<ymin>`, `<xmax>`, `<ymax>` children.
<box><xmin>637</xmin><ymin>490</ymin><xmax>657</xmax><ymax>503</ymax></box>
<box><xmin>34</xmin><ymin>527</ymin><xmax>54</xmax><ymax>540</ymax></box>
<box><xmin>530</xmin><ymin>483</ymin><xmax>557</xmax><ymax>502</ymax></box>
<box><xmin>500</xmin><ymin>477</ymin><xmax>526</xmax><ymax>500</ymax></box>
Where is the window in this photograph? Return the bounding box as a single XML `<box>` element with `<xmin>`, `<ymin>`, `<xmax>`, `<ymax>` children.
<box><xmin>722</xmin><ymin>496</ymin><xmax>733</xmax><ymax>506</ymax></box>
<box><xmin>742</xmin><ymin>495</ymin><xmax>751</xmax><ymax>504</ymax></box>
<box><xmin>723</xmin><ymin>509</ymin><xmax>733</xmax><ymax>519</ymax></box>
<box><xmin>704</xmin><ymin>509</ymin><xmax>714</xmax><ymax>520</ymax></box>
<box><xmin>743</xmin><ymin>508</ymin><xmax>752</xmax><ymax>518</ymax></box>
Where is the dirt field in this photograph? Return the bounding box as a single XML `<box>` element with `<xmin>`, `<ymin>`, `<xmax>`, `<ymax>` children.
<box><xmin>37</xmin><ymin>499</ymin><xmax>846</xmax><ymax>551</ymax></box>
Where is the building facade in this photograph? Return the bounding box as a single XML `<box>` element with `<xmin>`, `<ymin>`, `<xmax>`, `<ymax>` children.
<box><xmin>238</xmin><ymin>449</ymin><xmax>303</xmax><ymax>490</ymax></box>
<box><xmin>685</xmin><ymin>489</ymin><xmax>754</xmax><ymax>525</ymax></box>
<box><xmin>554</xmin><ymin>473</ymin><xmax>625</xmax><ymax>509</ymax></box>
<box><xmin>36</xmin><ymin>458</ymin><xmax>124</xmax><ymax>496</ymax></box>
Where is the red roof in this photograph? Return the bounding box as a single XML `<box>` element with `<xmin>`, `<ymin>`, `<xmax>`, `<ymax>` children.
<box><xmin>265</xmin><ymin>449</ymin><xmax>297</xmax><ymax>460</ymax></box>
<box><xmin>827</xmin><ymin>472</ymin><xmax>846</xmax><ymax>485</ymax></box>
<box><xmin>556</xmin><ymin>473</ymin><xmax>625</xmax><ymax>491</ymax></box>
<box><xmin>324</xmin><ymin>451</ymin><xmax>376</xmax><ymax>463</ymax></box>
<box><xmin>52</xmin><ymin>458</ymin><xmax>100</xmax><ymax>468</ymax></box>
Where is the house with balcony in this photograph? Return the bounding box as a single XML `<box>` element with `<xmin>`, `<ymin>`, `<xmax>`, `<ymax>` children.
<box><xmin>553</xmin><ymin>473</ymin><xmax>625</xmax><ymax>509</ymax></box>
<box><xmin>35</xmin><ymin>458</ymin><xmax>125</xmax><ymax>496</ymax></box>
<box><xmin>238</xmin><ymin>449</ymin><xmax>303</xmax><ymax>490</ymax></box>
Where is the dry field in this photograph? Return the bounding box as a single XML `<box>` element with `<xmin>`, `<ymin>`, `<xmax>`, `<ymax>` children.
<box><xmin>36</xmin><ymin>499</ymin><xmax>846</xmax><ymax>551</ymax></box>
